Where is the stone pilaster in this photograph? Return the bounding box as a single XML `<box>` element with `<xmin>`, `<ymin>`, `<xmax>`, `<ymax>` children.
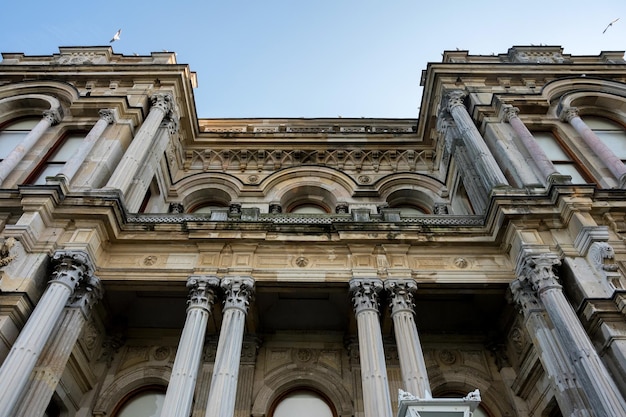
<box><xmin>349</xmin><ymin>278</ymin><xmax>393</xmax><ymax>417</ymax></box>
<box><xmin>446</xmin><ymin>91</ymin><xmax>509</xmax><ymax>190</ymax></box>
<box><xmin>0</xmin><ymin>107</ymin><xmax>63</xmax><ymax>186</ymax></box>
<box><xmin>385</xmin><ymin>279</ymin><xmax>431</xmax><ymax>399</ymax></box>
<box><xmin>518</xmin><ymin>252</ymin><xmax>626</xmax><ymax>417</ymax></box>
<box><xmin>510</xmin><ymin>279</ymin><xmax>591</xmax><ymax>417</ymax></box>
<box><xmin>0</xmin><ymin>250</ymin><xmax>92</xmax><ymax>417</ymax></box>
<box><xmin>105</xmin><ymin>92</ymin><xmax>173</xmax><ymax>198</ymax></box>
<box><xmin>57</xmin><ymin>109</ymin><xmax>114</xmax><ymax>185</ymax></box>
<box><xmin>205</xmin><ymin>277</ymin><xmax>255</xmax><ymax>417</ymax></box>
<box><xmin>162</xmin><ymin>276</ymin><xmax>219</xmax><ymax>417</ymax></box>
<box><xmin>560</xmin><ymin>106</ymin><xmax>626</xmax><ymax>187</ymax></box>
<box><xmin>13</xmin><ymin>276</ymin><xmax>103</xmax><ymax>417</ymax></box>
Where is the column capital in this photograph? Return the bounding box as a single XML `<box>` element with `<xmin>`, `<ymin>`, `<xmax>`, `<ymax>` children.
<box><xmin>501</xmin><ymin>105</ymin><xmax>520</xmax><ymax>123</ymax></box>
<box><xmin>509</xmin><ymin>279</ymin><xmax>543</xmax><ymax>317</ymax></box>
<box><xmin>187</xmin><ymin>275</ymin><xmax>220</xmax><ymax>310</ymax></box>
<box><xmin>516</xmin><ymin>252</ymin><xmax>562</xmax><ymax>294</ymax></box>
<box><xmin>51</xmin><ymin>250</ymin><xmax>95</xmax><ymax>292</ymax></box>
<box><xmin>98</xmin><ymin>109</ymin><xmax>115</xmax><ymax>124</ymax></box>
<box><xmin>349</xmin><ymin>278</ymin><xmax>383</xmax><ymax>314</ymax></box>
<box><xmin>559</xmin><ymin>106</ymin><xmax>579</xmax><ymax>122</ymax></box>
<box><xmin>43</xmin><ymin>107</ymin><xmax>63</xmax><ymax>125</ymax></box>
<box><xmin>150</xmin><ymin>92</ymin><xmax>174</xmax><ymax>114</ymax></box>
<box><xmin>221</xmin><ymin>276</ymin><xmax>255</xmax><ymax>312</ymax></box>
<box><xmin>68</xmin><ymin>275</ymin><xmax>103</xmax><ymax>316</ymax></box>
<box><xmin>384</xmin><ymin>279</ymin><xmax>417</xmax><ymax>315</ymax></box>
<box><xmin>445</xmin><ymin>90</ymin><xmax>467</xmax><ymax>112</ymax></box>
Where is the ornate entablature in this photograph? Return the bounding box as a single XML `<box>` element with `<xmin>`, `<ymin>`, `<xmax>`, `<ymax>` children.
<box><xmin>184</xmin><ymin>148</ymin><xmax>432</xmax><ymax>175</ymax></box>
<box><xmin>1</xmin><ymin>46</ymin><xmax>181</xmax><ymax>66</ymax></box>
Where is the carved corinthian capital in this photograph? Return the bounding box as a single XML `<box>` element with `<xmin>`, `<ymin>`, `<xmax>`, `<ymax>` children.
<box><xmin>446</xmin><ymin>90</ymin><xmax>467</xmax><ymax>112</ymax></box>
<box><xmin>51</xmin><ymin>250</ymin><xmax>95</xmax><ymax>292</ymax></box>
<box><xmin>501</xmin><ymin>105</ymin><xmax>520</xmax><ymax>123</ymax></box>
<box><xmin>150</xmin><ymin>92</ymin><xmax>174</xmax><ymax>114</ymax></box>
<box><xmin>349</xmin><ymin>278</ymin><xmax>383</xmax><ymax>315</ymax></box>
<box><xmin>98</xmin><ymin>109</ymin><xmax>115</xmax><ymax>124</ymax></box>
<box><xmin>68</xmin><ymin>275</ymin><xmax>104</xmax><ymax>315</ymax></box>
<box><xmin>517</xmin><ymin>252</ymin><xmax>562</xmax><ymax>294</ymax></box>
<box><xmin>384</xmin><ymin>279</ymin><xmax>417</xmax><ymax>315</ymax></box>
<box><xmin>559</xmin><ymin>106</ymin><xmax>579</xmax><ymax>122</ymax></box>
<box><xmin>509</xmin><ymin>279</ymin><xmax>543</xmax><ymax>317</ymax></box>
<box><xmin>187</xmin><ymin>275</ymin><xmax>220</xmax><ymax>310</ymax></box>
<box><xmin>43</xmin><ymin>108</ymin><xmax>63</xmax><ymax>125</ymax></box>
<box><xmin>221</xmin><ymin>276</ymin><xmax>255</xmax><ymax>312</ymax></box>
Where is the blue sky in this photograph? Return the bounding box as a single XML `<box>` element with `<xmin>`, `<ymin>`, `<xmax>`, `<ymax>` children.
<box><xmin>1</xmin><ymin>1</ymin><xmax>625</xmax><ymax>118</ymax></box>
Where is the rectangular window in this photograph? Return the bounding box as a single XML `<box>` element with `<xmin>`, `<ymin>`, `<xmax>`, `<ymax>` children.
<box><xmin>0</xmin><ymin>119</ymin><xmax>39</xmax><ymax>161</ymax></box>
<box><xmin>533</xmin><ymin>131</ymin><xmax>588</xmax><ymax>183</ymax></box>
<box><xmin>585</xmin><ymin>116</ymin><xmax>626</xmax><ymax>162</ymax></box>
<box><xmin>30</xmin><ymin>133</ymin><xmax>84</xmax><ymax>184</ymax></box>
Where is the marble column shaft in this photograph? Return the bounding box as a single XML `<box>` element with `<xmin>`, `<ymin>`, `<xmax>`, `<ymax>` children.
<box><xmin>0</xmin><ymin>108</ymin><xmax>62</xmax><ymax>186</ymax></box>
<box><xmin>161</xmin><ymin>276</ymin><xmax>219</xmax><ymax>417</ymax></box>
<box><xmin>385</xmin><ymin>279</ymin><xmax>431</xmax><ymax>399</ymax></box>
<box><xmin>205</xmin><ymin>277</ymin><xmax>255</xmax><ymax>417</ymax></box>
<box><xmin>510</xmin><ymin>279</ymin><xmax>591</xmax><ymax>417</ymax></box>
<box><xmin>0</xmin><ymin>250</ymin><xmax>92</xmax><ymax>417</ymax></box>
<box><xmin>105</xmin><ymin>93</ymin><xmax>173</xmax><ymax>195</ymax></box>
<box><xmin>446</xmin><ymin>91</ymin><xmax>509</xmax><ymax>189</ymax></box>
<box><xmin>560</xmin><ymin>107</ymin><xmax>626</xmax><ymax>185</ymax></box>
<box><xmin>350</xmin><ymin>278</ymin><xmax>393</xmax><ymax>417</ymax></box>
<box><xmin>503</xmin><ymin>105</ymin><xmax>559</xmax><ymax>184</ymax></box>
<box><xmin>14</xmin><ymin>272</ymin><xmax>102</xmax><ymax>417</ymax></box>
<box><xmin>58</xmin><ymin>109</ymin><xmax>114</xmax><ymax>184</ymax></box>
<box><xmin>520</xmin><ymin>253</ymin><xmax>626</xmax><ymax>417</ymax></box>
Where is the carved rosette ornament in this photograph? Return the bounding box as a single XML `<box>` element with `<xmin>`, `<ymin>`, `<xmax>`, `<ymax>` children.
<box><xmin>221</xmin><ymin>277</ymin><xmax>255</xmax><ymax>313</ymax></box>
<box><xmin>384</xmin><ymin>279</ymin><xmax>417</xmax><ymax>315</ymax></box>
<box><xmin>51</xmin><ymin>250</ymin><xmax>95</xmax><ymax>292</ymax></box>
<box><xmin>518</xmin><ymin>253</ymin><xmax>562</xmax><ymax>294</ymax></box>
<box><xmin>187</xmin><ymin>275</ymin><xmax>220</xmax><ymax>311</ymax></box>
<box><xmin>43</xmin><ymin>108</ymin><xmax>63</xmax><ymax>125</ymax></box>
<box><xmin>349</xmin><ymin>278</ymin><xmax>383</xmax><ymax>314</ymax></box>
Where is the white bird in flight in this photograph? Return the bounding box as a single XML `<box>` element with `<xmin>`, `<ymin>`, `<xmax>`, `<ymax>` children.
<box><xmin>110</xmin><ymin>29</ymin><xmax>122</xmax><ymax>43</ymax></box>
<box><xmin>603</xmin><ymin>18</ymin><xmax>619</xmax><ymax>34</ymax></box>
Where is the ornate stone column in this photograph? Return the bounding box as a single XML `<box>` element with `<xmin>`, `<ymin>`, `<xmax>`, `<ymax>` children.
<box><xmin>560</xmin><ymin>106</ymin><xmax>626</xmax><ymax>187</ymax></box>
<box><xmin>518</xmin><ymin>253</ymin><xmax>626</xmax><ymax>417</ymax></box>
<box><xmin>161</xmin><ymin>276</ymin><xmax>219</xmax><ymax>417</ymax></box>
<box><xmin>446</xmin><ymin>91</ymin><xmax>509</xmax><ymax>189</ymax></box>
<box><xmin>0</xmin><ymin>108</ymin><xmax>63</xmax><ymax>186</ymax></box>
<box><xmin>510</xmin><ymin>279</ymin><xmax>591</xmax><ymax>417</ymax></box>
<box><xmin>502</xmin><ymin>105</ymin><xmax>560</xmax><ymax>185</ymax></box>
<box><xmin>349</xmin><ymin>278</ymin><xmax>393</xmax><ymax>417</ymax></box>
<box><xmin>14</xmin><ymin>275</ymin><xmax>103</xmax><ymax>417</ymax></box>
<box><xmin>0</xmin><ymin>250</ymin><xmax>93</xmax><ymax>417</ymax></box>
<box><xmin>205</xmin><ymin>277</ymin><xmax>255</xmax><ymax>417</ymax></box>
<box><xmin>57</xmin><ymin>109</ymin><xmax>114</xmax><ymax>184</ymax></box>
<box><xmin>385</xmin><ymin>279</ymin><xmax>431</xmax><ymax>399</ymax></box>
<box><xmin>105</xmin><ymin>93</ymin><xmax>173</xmax><ymax>196</ymax></box>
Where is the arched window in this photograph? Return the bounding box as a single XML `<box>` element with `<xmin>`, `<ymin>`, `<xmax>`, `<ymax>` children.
<box><xmin>28</xmin><ymin>131</ymin><xmax>84</xmax><ymax>184</ymax></box>
<box><xmin>584</xmin><ymin>116</ymin><xmax>626</xmax><ymax>162</ymax></box>
<box><xmin>289</xmin><ymin>203</ymin><xmax>328</xmax><ymax>214</ymax></box>
<box><xmin>114</xmin><ymin>388</ymin><xmax>165</xmax><ymax>417</ymax></box>
<box><xmin>533</xmin><ymin>131</ymin><xmax>589</xmax><ymax>183</ymax></box>
<box><xmin>271</xmin><ymin>390</ymin><xmax>335</xmax><ymax>417</ymax></box>
<box><xmin>0</xmin><ymin>118</ymin><xmax>39</xmax><ymax>162</ymax></box>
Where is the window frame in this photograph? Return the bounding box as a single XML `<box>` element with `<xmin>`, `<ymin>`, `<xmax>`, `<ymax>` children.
<box><xmin>24</xmin><ymin>130</ymin><xmax>86</xmax><ymax>185</ymax></box>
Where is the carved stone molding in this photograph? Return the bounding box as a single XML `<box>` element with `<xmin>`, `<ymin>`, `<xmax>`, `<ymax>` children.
<box><xmin>0</xmin><ymin>237</ymin><xmax>16</xmax><ymax>267</ymax></box>
<box><xmin>221</xmin><ymin>277</ymin><xmax>255</xmax><ymax>313</ymax></box>
<box><xmin>588</xmin><ymin>242</ymin><xmax>621</xmax><ymax>289</ymax></box>
<box><xmin>349</xmin><ymin>278</ymin><xmax>383</xmax><ymax>314</ymax></box>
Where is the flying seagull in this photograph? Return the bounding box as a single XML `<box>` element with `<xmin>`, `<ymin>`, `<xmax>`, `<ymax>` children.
<box><xmin>110</xmin><ymin>29</ymin><xmax>122</xmax><ymax>43</ymax></box>
<box><xmin>603</xmin><ymin>18</ymin><xmax>619</xmax><ymax>34</ymax></box>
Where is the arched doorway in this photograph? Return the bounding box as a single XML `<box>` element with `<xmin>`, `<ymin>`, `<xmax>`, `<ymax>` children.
<box><xmin>271</xmin><ymin>389</ymin><xmax>335</xmax><ymax>417</ymax></box>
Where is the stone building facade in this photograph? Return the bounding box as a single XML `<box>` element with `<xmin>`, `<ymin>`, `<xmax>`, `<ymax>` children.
<box><xmin>1</xmin><ymin>45</ymin><xmax>626</xmax><ymax>417</ymax></box>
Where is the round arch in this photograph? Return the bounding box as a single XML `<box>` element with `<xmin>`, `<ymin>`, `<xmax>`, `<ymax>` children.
<box><xmin>173</xmin><ymin>172</ymin><xmax>245</xmax><ymax>212</ymax></box>
<box><xmin>251</xmin><ymin>366</ymin><xmax>353</xmax><ymax>417</ymax></box>
<box><xmin>260</xmin><ymin>167</ymin><xmax>356</xmax><ymax>213</ymax></box>
<box><xmin>375</xmin><ymin>173</ymin><xmax>448</xmax><ymax>213</ymax></box>
<box><xmin>0</xmin><ymin>80</ymin><xmax>79</xmax><ymax>123</ymax></box>
<box><xmin>541</xmin><ymin>78</ymin><xmax>626</xmax><ymax>120</ymax></box>
<box><xmin>92</xmin><ymin>365</ymin><xmax>171</xmax><ymax>416</ymax></box>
